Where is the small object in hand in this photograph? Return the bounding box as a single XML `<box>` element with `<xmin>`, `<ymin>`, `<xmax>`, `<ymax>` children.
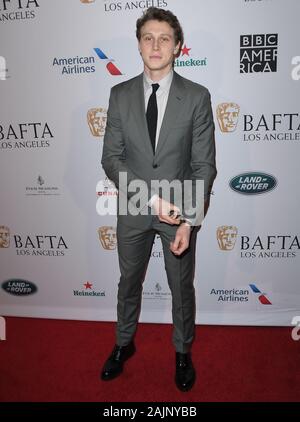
<box><xmin>169</xmin><ymin>210</ymin><xmax>181</xmax><ymax>218</ymax></box>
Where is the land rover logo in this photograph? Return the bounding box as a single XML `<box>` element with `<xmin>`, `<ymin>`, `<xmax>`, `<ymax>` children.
<box><xmin>2</xmin><ymin>279</ymin><xmax>37</xmax><ymax>296</ymax></box>
<box><xmin>230</xmin><ymin>172</ymin><xmax>277</xmax><ymax>195</ymax></box>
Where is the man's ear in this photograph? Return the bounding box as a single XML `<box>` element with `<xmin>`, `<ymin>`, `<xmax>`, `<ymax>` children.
<box><xmin>174</xmin><ymin>42</ymin><xmax>181</xmax><ymax>56</ymax></box>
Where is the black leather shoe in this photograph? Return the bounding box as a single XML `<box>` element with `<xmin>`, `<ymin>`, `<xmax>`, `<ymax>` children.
<box><xmin>101</xmin><ymin>341</ymin><xmax>136</xmax><ymax>381</ymax></box>
<box><xmin>175</xmin><ymin>352</ymin><xmax>196</xmax><ymax>392</ymax></box>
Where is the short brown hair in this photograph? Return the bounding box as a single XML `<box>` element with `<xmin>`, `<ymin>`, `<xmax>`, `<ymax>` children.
<box><xmin>136</xmin><ymin>7</ymin><xmax>184</xmax><ymax>51</ymax></box>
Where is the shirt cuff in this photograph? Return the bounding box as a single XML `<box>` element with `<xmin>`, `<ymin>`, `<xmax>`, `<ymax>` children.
<box><xmin>148</xmin><ymin>194</ymin><xmax>159</xmax><ymax>208</ymax></box>
<box><xmin>180</xmin><ymin>218</ymin><xmax>193</xmax><ymax>228</ymax></box>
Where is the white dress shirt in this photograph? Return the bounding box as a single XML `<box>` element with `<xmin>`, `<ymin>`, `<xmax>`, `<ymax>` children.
<box><xmin>143</xmin><ymin>70</ymin><xmax>173</xmax><ymax>150</ymax></box>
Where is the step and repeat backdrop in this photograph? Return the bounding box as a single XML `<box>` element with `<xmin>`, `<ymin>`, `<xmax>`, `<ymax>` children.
<box><xmin>1</xmin><ymin>0</ymin><xmax>299</xmax><ymax>326</ymax></box>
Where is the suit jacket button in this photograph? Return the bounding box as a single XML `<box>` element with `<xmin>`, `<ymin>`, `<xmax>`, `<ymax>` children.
<box><xmin>153</xmin><ymin>164</ymin><xmax>158</xmax><ymax>168</ymax></box>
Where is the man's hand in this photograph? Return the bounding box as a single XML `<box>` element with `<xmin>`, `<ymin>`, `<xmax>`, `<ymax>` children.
<box><xmin>170</xmin><ymin>223</ymin><xmax>192</xmax><ymax>256</ymax></box>
<box><xmin>152</xmin><ymin>197</ymin><xmax>181</xmax><ymax>225</ymax></box>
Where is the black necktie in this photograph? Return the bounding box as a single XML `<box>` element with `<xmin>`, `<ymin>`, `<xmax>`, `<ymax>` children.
<box><xmin>146</xmin><ymin>83</ymin><xmax>159</xmax><ymax>153</ymax></box>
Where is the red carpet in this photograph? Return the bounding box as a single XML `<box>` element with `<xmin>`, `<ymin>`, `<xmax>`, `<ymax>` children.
<box><xmin>0</xmin><ymin>317</ymin><xmax>299</xmax><ymax>402</ymax></box>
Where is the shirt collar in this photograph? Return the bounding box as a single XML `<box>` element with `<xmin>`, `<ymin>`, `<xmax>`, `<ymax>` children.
<box><xmin>143</xmin><ymin>70</ymin><xmax>173</xmax><ymax>93</ymax></box>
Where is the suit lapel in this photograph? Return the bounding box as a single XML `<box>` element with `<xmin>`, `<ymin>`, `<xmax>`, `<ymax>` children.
<box><xmin>155</xmin><ymin>71</ymin><xmax>186</xmax><ymax>157</ymax></box>
<box><xmin>129</xmin><ymin>73</ymin><xmax>154</xmax><ymax>157</ymax></box>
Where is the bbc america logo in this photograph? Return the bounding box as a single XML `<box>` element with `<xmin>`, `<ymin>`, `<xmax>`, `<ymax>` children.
<box><xmin>240</xmin><ymin>33</ymin><xmax>278</xmax><ymax>73</ymax></box>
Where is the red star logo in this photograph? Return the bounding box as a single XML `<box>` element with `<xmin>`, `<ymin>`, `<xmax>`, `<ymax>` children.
<box><xmin>84</xmin><ymin>281</ymin><xmax>93</xmax><ymax>289</ymax></box>
<box><xmin>181</xmin><ymin>44</ymin><xmax>191</xmax><ymax>56</ymax></box>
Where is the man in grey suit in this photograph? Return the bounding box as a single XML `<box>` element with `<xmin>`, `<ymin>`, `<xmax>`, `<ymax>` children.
<box><xmin>101</xmin><ymin>7</ymin><xmax>216</xmax><ymax>392</ymax></box>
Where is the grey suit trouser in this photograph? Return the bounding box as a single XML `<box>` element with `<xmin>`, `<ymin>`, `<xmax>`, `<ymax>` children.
<box><xmin>116</xmin><ymin>217</ymin><xmax>198</xmax><ymax>353</ymax></box>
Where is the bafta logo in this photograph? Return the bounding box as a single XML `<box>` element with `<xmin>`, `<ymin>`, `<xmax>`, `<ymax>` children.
<box><xmin>216</xmin><ymin>103</ymin><xmax>240</xmax><ymax>133</ymax></box>
<box><xmin>98</xmin><ymin>226</ymin><xmax>117</xmax><ymax>250</ymax></box>
<box><xmin>80</xmin><ymin>0</ymin><xmax>95</xmax><ymax>3</ymax></box>
<box><xmin>87</xmin><ymin>108</ymin><xmax>107</xmax><ymax>137</ymax></box>
<box><xmin>217</xmin><ymin>226</ymin><xmax>238</xmax><ymax>251</ymax></box>
<box><xmin>0</xmin><ymin>225</ymin><xmax>10</xmax><ymax>248</ymax></box>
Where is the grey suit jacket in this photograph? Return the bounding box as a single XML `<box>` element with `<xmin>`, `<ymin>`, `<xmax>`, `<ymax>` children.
<box><xmin>101</xmin><ymin>71</ymin><xmax>217</xmax><ymax>228</ymax></box>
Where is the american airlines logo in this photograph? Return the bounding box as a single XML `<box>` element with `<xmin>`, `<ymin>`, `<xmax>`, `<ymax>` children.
<box><xmin>52</xmin><ymin>48</ymin><xmax>123</xmax><ymax>76</ymax></box>
<box><xmin>249</xmin><ymin>284</ymin><xmax>272</xmax><ymax>305</ymax></box>
<box><xmin>94</xmin><ymin>48</ymin><xmax>122</xmax><ymax>75</ymax></box>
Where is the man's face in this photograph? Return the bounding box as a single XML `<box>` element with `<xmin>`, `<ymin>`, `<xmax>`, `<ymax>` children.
<box><xmin>139</xmin><ymin>19</ymin><xmax>179</xmax><ymax>74</ymax></box>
